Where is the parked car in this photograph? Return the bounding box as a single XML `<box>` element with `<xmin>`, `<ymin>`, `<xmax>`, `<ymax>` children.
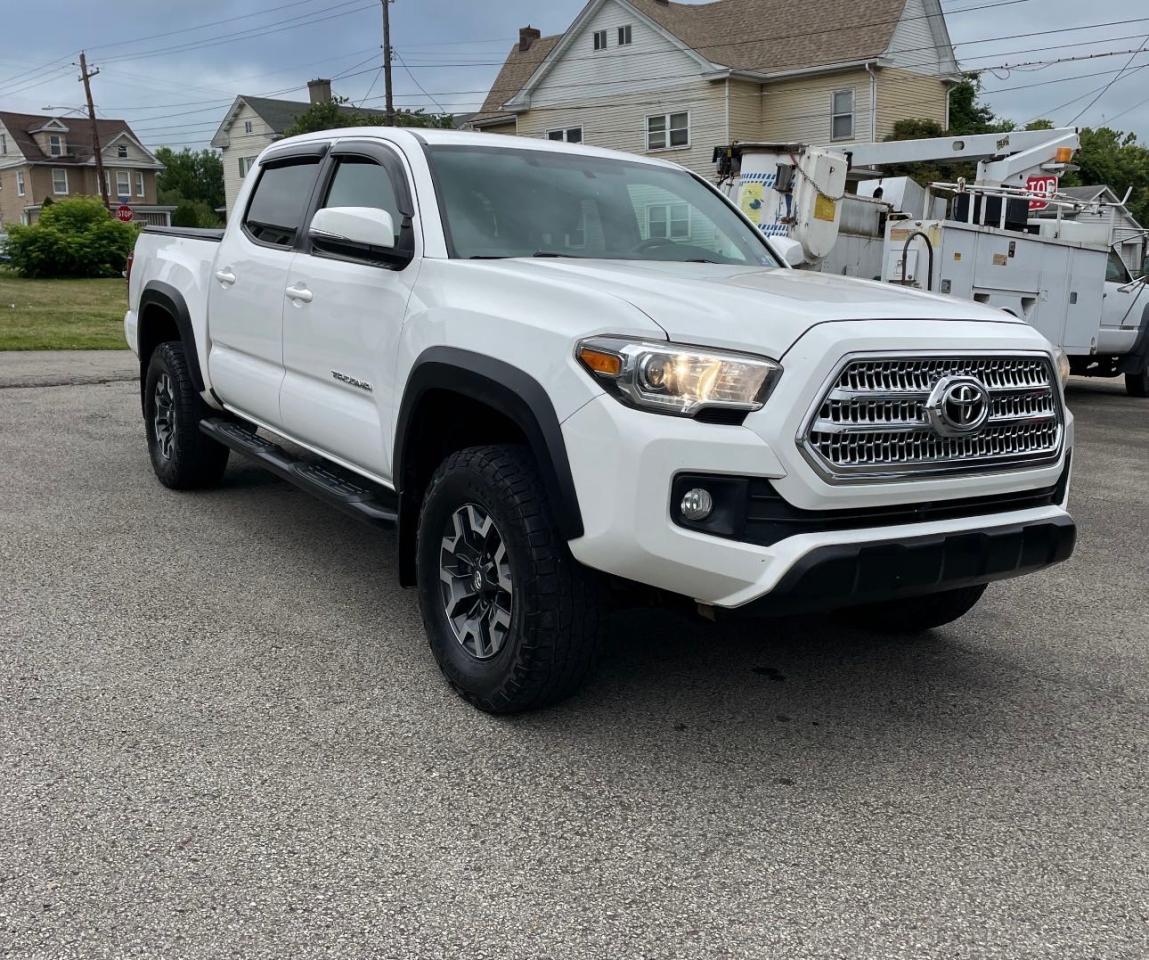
<box><xmin>124</xmin><ymin>129</ymin><xmax>1076</xmax><ymax>712</ymax></box>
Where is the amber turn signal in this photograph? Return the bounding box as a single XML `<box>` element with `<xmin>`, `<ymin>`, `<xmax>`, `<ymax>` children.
<box><xmin>578</xmin><ymin>346</ymin><xmax>623</xmax><ymax>377</ymax></box>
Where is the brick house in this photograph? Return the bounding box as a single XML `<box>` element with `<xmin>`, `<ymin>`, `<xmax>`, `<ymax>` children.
<box><xmin>0</xmin><ymin>112</ymin><xmax>173</xmax><ymax>226</ymax></box>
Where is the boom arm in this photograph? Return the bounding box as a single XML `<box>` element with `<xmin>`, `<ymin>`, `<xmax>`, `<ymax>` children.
<box><xmin>845</xmin><ymin>128</ymin><xmax>1079</xmax><ymax>186</ymax></box>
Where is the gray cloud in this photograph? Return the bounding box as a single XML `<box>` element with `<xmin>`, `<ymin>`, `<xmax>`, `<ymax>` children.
<box><xmin>0</xmin><ymin>0</ymin><xmax>1144</xmax><ymax>149</ymax></box>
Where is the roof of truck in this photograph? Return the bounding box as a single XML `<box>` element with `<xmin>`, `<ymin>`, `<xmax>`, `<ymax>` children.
<box><xmin>273</xmin><ymin>126</ymin><xmax>689</xmax><ymax>170</ymax></box>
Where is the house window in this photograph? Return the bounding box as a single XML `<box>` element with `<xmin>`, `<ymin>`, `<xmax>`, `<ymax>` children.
<box><xmin>831</xmin><ymin>89</ymin><xmax>855</xmax><ymax>141</ymax></box>
<box><xmin>618</xmin><ymin>25</ymin><xmax>632</xmax><ymax>45</ymax></box>
<box><xmin>647</xmin><ymin>202</ymin><xmax>690</xmax><ymax>240</ymax></box>
<box><xmin>52</xmin><ymin>168</ymin><xmax>68</xmax><ymax>194</ymax></box>
<box><xmin>117</xmin><ymin>144</ymin><xmax>128</xmax><ymax>158</ymax></box>
<box><xmin>593</xmin><ymin>29</ymin><xmax>607</xmax><ymax>51</ymax></box>
<box><xmin>116</xmin><ymin>169</ymin><xmax>131</xmax><ymax>198</ymax></box>
<box><xmin>136</xmin><ymin>171</ymin><xmax>145</xmax><ymax>197</ymax></box>
<box><xmin>647</xmin><ymin>112</ymin><xmax>689</xmax><ymax>151</ymax></box>
<box><xmin>546</xmin><ymin>127</ymin><xmax>583</xmax><ymax>143</ymax></box>
<box><xmin>0</xmin><ymin>134</ymin><xmax>6</xmax><ymax>155</ymax></box>
<box><xmin>48</xmin><ymin>134</ymin><xmax>65</xmax><ymax>156</ymax></box>
<box><xmin>17</xmin><ymin>171</ymin><xmax>26</xmax><ymax>196</ymax></box>
<box><xmin>239</xmin><ymin>156</ymin><xmax>257</xmax><ymax>178</ymax></box>
<box><xmin>244</xmin><ymin>120</ymin><xmax>253</xmax><ymax>134</ymax></box>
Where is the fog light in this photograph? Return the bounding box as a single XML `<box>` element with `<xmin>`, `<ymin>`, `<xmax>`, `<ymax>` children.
<box><xmin>680</xmin><ymin>488</ymin><xmax>714</xmax><ymax>521</ymax></box>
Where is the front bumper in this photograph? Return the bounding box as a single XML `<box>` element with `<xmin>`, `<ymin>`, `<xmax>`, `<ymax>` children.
<box><xmin>561</xmin><ymin>392</ymin><xmax>1074</xmax><ymax>609</ymax></box>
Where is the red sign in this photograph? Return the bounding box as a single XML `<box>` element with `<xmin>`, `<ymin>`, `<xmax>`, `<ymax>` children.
<box><xmin>1026</xmin><ymin>175</ymin><xmax>1058</xmax><ymax>212</ymax></box>
<box><xmin>116</xmin><ymin>204</ymin><xmax>134</xmax><ymax>222</ymax></box>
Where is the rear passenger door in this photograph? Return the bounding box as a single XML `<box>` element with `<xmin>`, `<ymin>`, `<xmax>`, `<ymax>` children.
<box><xmin>279</xmin><ymin>140</ymin><xmax>419</xmax><ymax>482</ymax></box>
<box><xmin>206</xmin><ymin>144</ymin><xmax>326</xmax><ymax>426</ymax></box>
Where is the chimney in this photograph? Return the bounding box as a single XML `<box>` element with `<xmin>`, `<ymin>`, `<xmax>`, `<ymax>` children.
<box><xmin>307</xmin><ymin>78</ymin><xmax>332</xmax><ymax>104</ymax></box>
<box><xmin>519</xmin><ymin>26</ymin><xmax>541</xmax><ymax>52</ymax></box>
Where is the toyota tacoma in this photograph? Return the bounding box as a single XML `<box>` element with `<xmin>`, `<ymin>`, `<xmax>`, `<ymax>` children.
<box><xmin>124</xmin><ymin>129</ymin><xmax>1076</xmax><ymax>712</ymax></box>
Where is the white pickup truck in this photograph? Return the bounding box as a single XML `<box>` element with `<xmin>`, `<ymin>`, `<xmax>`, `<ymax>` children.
<box><xmin>125</xmin><ymin>128</ymin><xmax>1076</xmax><ymax>713</ymax></box>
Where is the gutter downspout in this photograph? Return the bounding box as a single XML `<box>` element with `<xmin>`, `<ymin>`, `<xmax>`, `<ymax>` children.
<box><xmin>865</xmin><ymin>62</ymin><xmax>878</xmax><ymax>141</ymax></box>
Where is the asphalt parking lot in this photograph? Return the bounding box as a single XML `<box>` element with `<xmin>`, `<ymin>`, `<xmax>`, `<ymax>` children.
<box><xmin>1</xmin><ymin>353</ymin><xmax>1146</xmax><ymax>960</ymax></box>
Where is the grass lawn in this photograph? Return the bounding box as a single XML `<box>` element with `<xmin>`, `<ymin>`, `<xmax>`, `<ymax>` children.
<box><xmin>0</xmin><ymin>269</ymin><xmax>129</xmax><ymax>350</ymax></box>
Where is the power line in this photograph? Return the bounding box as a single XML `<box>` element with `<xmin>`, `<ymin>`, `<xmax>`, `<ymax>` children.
<box><xmin>1068</xmin><ymin>34</ymin><xmax>1149</xmax><ymax>123</ymax></box>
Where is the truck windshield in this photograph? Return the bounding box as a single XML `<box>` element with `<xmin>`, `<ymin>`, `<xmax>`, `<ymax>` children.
<box><xmin>426</xmin><ymin>144</ymin><xmax>780</xmax><ymax>266</ymax></box>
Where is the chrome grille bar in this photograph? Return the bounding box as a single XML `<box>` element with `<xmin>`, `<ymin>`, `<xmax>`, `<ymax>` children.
<box><xmin>799</xmin><ymin>354</ymin><xmax>1065</xmax><ymax>482</ymax></box>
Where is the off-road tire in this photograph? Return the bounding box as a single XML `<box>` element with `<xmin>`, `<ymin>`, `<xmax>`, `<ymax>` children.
<box><xmin>143</xmin><ymin>341</ymin><xmax>229</xmax><ymax>490</ymax></box>
<box><xmin>416</xmin><ymin>444</ymin><xmax>602</xmax><ymax>714</ymax></box>
<box><xmin>1126</xmin><ymin>360</ymin><xmax>1149</xmax><ymax>397</ymax></box>
<box><xmin>837</xmin><ymin>584</ymin><xmax>987</xmax><ymax>634</ymax></box>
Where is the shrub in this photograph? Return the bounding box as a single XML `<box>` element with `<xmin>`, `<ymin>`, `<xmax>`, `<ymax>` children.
<box><xmin>171</xmin><ymin>199</ymin><xmax>221</xmax><ymax>228</ymax></box>
<box><xmin>5</xmin><ymin>195</ymin><xmax>139</xmax><ymax>278</ymax></box>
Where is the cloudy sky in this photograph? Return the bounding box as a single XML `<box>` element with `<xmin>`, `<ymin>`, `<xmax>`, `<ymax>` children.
<box><xmin>1</xmin><ymin>0</ymin><xmax>1146</xmax><ymax>150</ymax></box>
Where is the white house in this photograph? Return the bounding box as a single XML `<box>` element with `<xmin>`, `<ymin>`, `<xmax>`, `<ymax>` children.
<box><xmin>1034</xmin><ymin>185</ymin><xmax>1147</xmax><ymax>276</ymax></box>
<box><xmin>468</xmin><ymin>0</ymin><xmax>962</xmax><ymax>177</ymax></box>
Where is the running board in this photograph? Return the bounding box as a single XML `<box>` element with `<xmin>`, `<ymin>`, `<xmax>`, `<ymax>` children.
<box><xmin>200</xmin><ymin>418</ymin><xmax>398</xmax><ymax>529</ymax></box>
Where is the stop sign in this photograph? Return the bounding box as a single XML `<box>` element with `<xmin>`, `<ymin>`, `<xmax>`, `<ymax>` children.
<box><xmin>1026</xmin><ymin>175</ymin><xmax>1058</xmax><ymax>212</ymax></box>
<box><xmin>116</xmin><ymin>204</ymin><xmax>134</xmax><ymax>222</ymax></box>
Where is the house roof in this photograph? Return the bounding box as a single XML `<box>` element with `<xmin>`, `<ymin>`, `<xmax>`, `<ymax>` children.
<box><xmin>0</xmin><ymin>111</ymin><xmax>153</xmax><ymax>164</ymax></box>
<box><xmin>234</xmin><ymin>95</ymin><xmax>390</xmax><ymax>136</ymax></box>
<box><xmin>1057</xmin><ymin>185</ymin><xmax>1110</xmax><ymax>203</ymax></box>
<box><xmin>629</xmin><ymin>0</ymin><xmax>907</xmax><ymax>74</ymax></box>
<box><xmin>471</xmin><ymin>34</ymin><xmax>562</xmax><ymax>124</ymax></box>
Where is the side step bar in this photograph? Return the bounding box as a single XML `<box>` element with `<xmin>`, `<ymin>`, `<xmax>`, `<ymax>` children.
<box><xmin>200</xmin><ymin>418</ymin><xmax>398</xmax><ymax>529</ymax></box>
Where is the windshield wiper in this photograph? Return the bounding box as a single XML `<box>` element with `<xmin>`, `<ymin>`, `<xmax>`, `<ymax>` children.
<box><xmin>684</xmin><ymin>258</ymin><xmax>720</xmax><ymax>264</ymax></box>
<box><xmin>469</xmin><ymin>255</ymin><xmax>508</xmax><ymax>259</ymax></box>
<box><xmin>532</xmin><ymin>251</ymin><xmax>585</xmax><ymax>258</ymax></box>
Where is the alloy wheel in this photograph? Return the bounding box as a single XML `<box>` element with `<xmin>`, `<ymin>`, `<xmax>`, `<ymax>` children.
<box><xmin>153</xmin><ymin>372</ymin><xmax>176</xmax><ymax>460</ymax></box>
<box><xmin>439</xmin><ymin>503</ymin><xmax>514</xmax><ymax>660</ymax></box>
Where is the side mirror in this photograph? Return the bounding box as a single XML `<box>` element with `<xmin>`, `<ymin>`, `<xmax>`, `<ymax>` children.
<box><xmin>309</xmin><ymin>206</ymin><xmax>396</xmax><ymax>251</ymax></box>
<box><xmin>769</xmin><ymin>236</ymin><xmax>805</xmax><ymax>268</ymax></box>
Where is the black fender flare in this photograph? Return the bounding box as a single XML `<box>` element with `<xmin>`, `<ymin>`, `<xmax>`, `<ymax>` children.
<box><xmin>1117</xmin><ymin>302</ymin><xmax>1149</xmax><ymax>375</ymax></box>
<box><xmin>137</xmin><ymin>281</ymin><xmax>205</xmax><ymax>404</ymax></box>
<box><xmin>393</xmin><ymin>347</ymin><xmax>585</xmax><ymax>586</ymax></box>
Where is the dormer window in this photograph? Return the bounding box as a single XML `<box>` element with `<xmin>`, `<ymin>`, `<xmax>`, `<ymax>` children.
<box><xmin>117</xmin><ymin>144</ymin><xmax>128</xmax><ymax>158</ymax></box>
<box><xmin>593</xmin><ymin>29</ymin><xmax>607</xmax><ymax>51</ymax></box>
<box><xmin>49</xmin><ymin>134</ymin><xmax>64</xmax><ymax>156</ymax></box>
<box><xmin>618</xmin><ymin>25</ymin><xmax>632</xmax><ymax>45</ymax></box>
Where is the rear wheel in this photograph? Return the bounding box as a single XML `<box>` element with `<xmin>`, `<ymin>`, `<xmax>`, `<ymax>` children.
<box><xmin>143</xmin><ymin>341</ymin><xmax>229</xmax><ymax>489</ymax></box>
<box><xmin>837</xmin><ymin>584</ymin><xmax>987</xmax><ymax>634</ymax></box>
<box><xmin>416</xmin><ymin>444</ymin><xmax>602</xmax><ymax>713</ymax></box>
<box><xmin>1126</xmin><ymin>359</ymin><xmax>1149</xmax><ymax>397</ymax></box>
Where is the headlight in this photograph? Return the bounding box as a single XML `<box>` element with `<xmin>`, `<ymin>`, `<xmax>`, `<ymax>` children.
<box><xmin>1054</xmin><ymin>348</ymin><xmax>1071</xmax><ymax>387</ymax></box>
<box><xmin>576</xmin><ymin>337</ymin><xmax>782</xmax><ymax>417</ymax></box>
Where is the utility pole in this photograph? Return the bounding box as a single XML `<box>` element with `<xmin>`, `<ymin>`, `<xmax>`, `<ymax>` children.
<box><xmin>381</xmin><ymin>0</ymin><xmax>395</xmax><ymax>125</ymax></box>
<box><xmin>78</xmin><ymin>51</ymin><xmax>110</xmax><ymax>210</ymax></box>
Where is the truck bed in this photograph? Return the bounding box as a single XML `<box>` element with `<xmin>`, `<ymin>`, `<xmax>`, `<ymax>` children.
<box><xmin>143</xmin><ymin>225</ymin><xmax>225</xmax><ymax>242</ymax></box>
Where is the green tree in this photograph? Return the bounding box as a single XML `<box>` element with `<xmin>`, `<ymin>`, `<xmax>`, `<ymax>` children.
<box><xmin>154</xmin><ymin>147</ymin><xmax>224</xmax><ymax>210</ymax></box>
<box><xmin>1061</xmin><ymin>127</ymin><xmax>1149</xmax><ymax>226</ymax></box>
<box><xmin>6</xmin><ymin>196</ymin><xmax>138</xmax><ymax>278</ymax></box>
<box><xmin>283</xmin><ymin>96</ymin><xmax>453</xmax><ymax>136</ymax></box>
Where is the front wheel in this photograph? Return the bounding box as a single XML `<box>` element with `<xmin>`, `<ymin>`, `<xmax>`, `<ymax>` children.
<box><xmin>143</xmin><ymin>341</ymin><xmax>229</xmax><ymax>489</ymax></box>
<box><xmin>416</xmin><ymin>445</ymin><xmax>602</xmax><ymax>713</ymax></box>
<box><xmin>837</xmin><ymin>584</ymin><xmax>987</xmax><ymax>634</ymax></box>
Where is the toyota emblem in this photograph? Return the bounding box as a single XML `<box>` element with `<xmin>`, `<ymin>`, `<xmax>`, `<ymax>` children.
<box><xmin>925</xmin><ymin>375</ymin><xmax>991</xmax><ymax>437</ymax></box>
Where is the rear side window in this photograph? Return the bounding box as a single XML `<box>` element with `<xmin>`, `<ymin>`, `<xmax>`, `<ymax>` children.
<box><xmin>244</xmin><ymin>160</ymin><xmax>320</xmax><ymax>247</ymax></box>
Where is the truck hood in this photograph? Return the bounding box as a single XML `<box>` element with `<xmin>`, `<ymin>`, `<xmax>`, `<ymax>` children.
<box><xmin>490</xmin><ymin>259</ymin><xmax>1021</xmax><ymax>356</ymax></box>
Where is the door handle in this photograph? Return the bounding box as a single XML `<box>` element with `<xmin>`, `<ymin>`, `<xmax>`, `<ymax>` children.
<box><xmin>215</xmin><ymin>269</ymin><xmax>236</xmax><ymax>285</ymax></box>
<box><xmin>285</xmin><ymin>285</ymin><xmax>313</xmax><ymax>304</ymax></box>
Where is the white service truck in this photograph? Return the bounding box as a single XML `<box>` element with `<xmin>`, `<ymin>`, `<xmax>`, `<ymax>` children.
<box><xmin>125</xmin><ymin>129</ymin><xmax>1076</xmax><ymax>712</ymax></box>
<box><xmin>718</xmin><ymin>132</ymin><xmax>1149</xmax><ymax>396</ymax></box>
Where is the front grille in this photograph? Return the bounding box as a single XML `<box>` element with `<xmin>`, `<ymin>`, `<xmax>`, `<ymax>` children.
<box><xmin>799</xmin><ymin>355</ymin><xmax>1064</xmax><ymax>481</ymax></box>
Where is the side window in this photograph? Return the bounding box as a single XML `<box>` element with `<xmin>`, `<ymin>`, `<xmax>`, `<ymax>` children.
<box><xmin>243</xmin><ymin>159</ymin><xmax>321</xmax><ymax>247</ymax></box>
<box><xmin>319</xmin><ymin>157</ymin><xmax>403</xmax><ymax>248</ymax></box>
<box><xmin>1106</xmin><ymin>249</ymin><xmax>1131</xmax><ymax>284</ymax></box>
